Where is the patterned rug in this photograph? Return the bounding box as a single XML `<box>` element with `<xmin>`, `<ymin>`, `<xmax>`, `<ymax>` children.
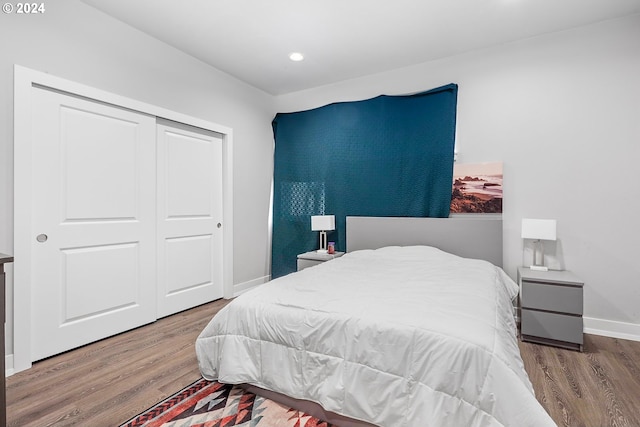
<box><xmin>120</xmin><ymin>378</ymin><xmax>337</xmax><ymax>427</ymax></box>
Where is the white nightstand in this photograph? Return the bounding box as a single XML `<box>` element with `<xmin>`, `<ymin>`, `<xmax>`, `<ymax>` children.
<box><xmin>297</xmin><ymin>251</ymin><xmax>345</xmax><ymax>271</ymax></box>
<box><xmin>518</xmin><ymin>267</ymin><xmax>584</xmax><ymax>351</ymax></box>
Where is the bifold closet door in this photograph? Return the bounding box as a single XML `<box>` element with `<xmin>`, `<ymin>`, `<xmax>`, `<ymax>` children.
<box><xmin>31</xmin><ymin>87</ymin><xmax>157</xmax><ymax>361</ymax></box>
<box><xmin>156</xmin><ymin>121</ymin><xmax>223</xmax><ymax>318</ymax></box>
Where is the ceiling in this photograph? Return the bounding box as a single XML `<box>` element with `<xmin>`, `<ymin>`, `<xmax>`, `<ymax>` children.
<box><xmin>81</xmin><ymin>0</ymin><xmax>640</xmax><ymax>95</ymax></box>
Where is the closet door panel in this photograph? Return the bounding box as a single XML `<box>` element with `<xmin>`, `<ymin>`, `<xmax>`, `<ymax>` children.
<box><xmin>157</xmin><ymin>122</ymin><xmax>223</xmax><ymax>317</ymax></box>
<box><xmin>30</xmin><ymin>87</ymin><xmax>157</xmax><ymax>361</ymax></box>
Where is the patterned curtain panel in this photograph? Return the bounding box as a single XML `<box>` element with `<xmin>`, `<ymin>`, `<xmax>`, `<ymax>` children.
<box><xmin>271</xmin><ymin>84</ymin><xmax>458</xmax><ymax>278</ymax></box>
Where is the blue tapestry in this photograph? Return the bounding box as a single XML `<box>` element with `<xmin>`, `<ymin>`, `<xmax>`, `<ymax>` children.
<box><xmin>271</xmin><ymin>84</ymin><xmax>457</xmax><ymax>277</ymax></box>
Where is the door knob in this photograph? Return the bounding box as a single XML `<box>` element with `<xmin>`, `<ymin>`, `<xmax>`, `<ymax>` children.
<box><xmin>36</xmin><ymin>234</ymin><xmax>48</xmax><ymax>243</ymax></box>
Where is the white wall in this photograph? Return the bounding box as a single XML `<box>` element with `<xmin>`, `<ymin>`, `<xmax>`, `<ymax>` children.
<box><xmin>275</xmin><ymin>14</ymin><xmax>640</xmax><ymax>340</ymax></box>
<box><xmin>0</xmin><ymin>0</ymin><xmax>275</xmax><ymax>363</ymax></box>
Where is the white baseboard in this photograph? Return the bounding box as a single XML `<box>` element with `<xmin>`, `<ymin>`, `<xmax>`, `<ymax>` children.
<box><xmin>233</xmin><ymin>275</ymin><xmax>270</xmax><ymax>297</ymax></box>
<box><xmin>6</xmin><ymin>354</ymin><xmax>14</xmax><ymax>377</ymax></box>
<box><xmin>584</xmin><ymin>316</ymin><xmax>640</xmax><ymax>342</ymax></box>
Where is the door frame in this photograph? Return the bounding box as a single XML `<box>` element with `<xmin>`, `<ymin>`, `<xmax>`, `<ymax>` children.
<box><xmin>13</xmin><ymin>65</ymin><xmax>234</xmax><ymax>373</ymax></box>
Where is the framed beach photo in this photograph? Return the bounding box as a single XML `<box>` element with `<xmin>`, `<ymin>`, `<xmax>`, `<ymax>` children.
<box><xmin>450</xmin><ymin>162</ymin><xmax>503</xmax><ymax>214</ymax></box>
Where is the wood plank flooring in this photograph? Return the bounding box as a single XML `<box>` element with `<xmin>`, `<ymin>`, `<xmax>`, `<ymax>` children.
<box><xmin>6</xmin><ymin>299</ymin><xmax>640</xmax><ymax>426</ymax></box>
<box><xmin>519</xmin><ymin>334</ymin><xmax>640</xmax><ymax>427</ymax></box>
<box><xmin>6</xmin><ymin>299</ymin><xmax>231</xmax><ymax>427</ymax></box>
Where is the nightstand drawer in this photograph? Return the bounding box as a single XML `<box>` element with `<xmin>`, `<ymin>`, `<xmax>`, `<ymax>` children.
<box><xmin>297</xmin><ymin>251</ymin><xmax>345</xmax><ymax>272</ymax></box>
<box><xmin>521</xmin><ymin>280</ymin><xmax>583</xmax><ymax>315</ymax></box>
<box><xmin>521</xmin><ymin>309</ymin><xmax>583</xmax><ymax>345</ymax></box>
<box><xmin>297</xmin><ymin>258</ymin><xmax>323</xmax><ymax>271</ymax></box>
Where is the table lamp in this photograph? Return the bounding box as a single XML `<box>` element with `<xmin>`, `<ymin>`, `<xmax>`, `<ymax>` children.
<box><xmin>521</xmin><ymin>218</ymin><xmax>557</xmax><ymax>271</ymax></box>
<box><xmin>311</xmin><ymin>215</ymin><xmax>335</xmax><ymax>253</ymax></box>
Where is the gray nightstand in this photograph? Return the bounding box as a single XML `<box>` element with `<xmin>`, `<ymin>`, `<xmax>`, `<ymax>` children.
<box><xmin>297</xmin><ymin>251</ymin><xmax>345</xmax><ymax>271</ymax></box>
<box><xmin>518</xmin><ymin>267</ymin><xmax>584</xmax><ymax>351</ymax></box>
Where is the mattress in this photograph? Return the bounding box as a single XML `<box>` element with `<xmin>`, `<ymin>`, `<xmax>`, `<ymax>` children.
<box><xmin>196</xmin><ymin>246</ymin><xmax>555</xmax><ymax>427</ymax></box>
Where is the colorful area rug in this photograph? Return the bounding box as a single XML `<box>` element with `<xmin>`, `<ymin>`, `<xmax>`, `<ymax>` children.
<box><xmin>120</xmin><ymin>378</ymin><xmax>337</xmax><ymax>427</ymax></box>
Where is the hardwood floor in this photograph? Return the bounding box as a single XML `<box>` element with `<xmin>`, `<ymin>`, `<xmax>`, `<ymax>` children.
<box><xmin>519</xmin><ymin>334</ymin><xmax>640</xmax><ymax>427</ymax></box>
<box><xmin>6</xmin><ymin>300</ymin><xmax>640</xmax><ymax>426</ymax></box>
<box><xmin>6</xmin><ymin>299</ymin><xmax>231</xmax><ymax>427</ymax></box>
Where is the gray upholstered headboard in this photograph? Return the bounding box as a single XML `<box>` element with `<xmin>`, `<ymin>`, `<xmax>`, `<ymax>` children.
<box><xmin>346</xmin><ymin>215</ymin><xmax>503</xmax><ymax>267</ymax></box>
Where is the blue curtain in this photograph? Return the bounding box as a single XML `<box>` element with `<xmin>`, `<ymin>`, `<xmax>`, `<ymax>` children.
<box><xmin>271</xmin><ymin>84</ymin><xmax>457</xmax><ymax>278</ymax></box>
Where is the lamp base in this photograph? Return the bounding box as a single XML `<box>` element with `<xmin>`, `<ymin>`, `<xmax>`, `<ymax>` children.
<box><xmin>529</xmin><ymin>239</ymin><xmax>548</xmax><ymax>272</ymax></box>
<box><xmin>529</xmin><ymin>265</ymin><xmax>549</xmax><ymax>272</ymax></box>
<box><xmin>317</xmin><ymin>230</ymin><xmax>328</xmax><ymax>253</ymax></box>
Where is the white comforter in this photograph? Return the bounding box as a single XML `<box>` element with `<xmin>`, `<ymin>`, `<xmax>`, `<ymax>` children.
<box><xmin>196</xmin><ymin>246</ymin><xmax>555</xmax><ymax>427</ymax></box>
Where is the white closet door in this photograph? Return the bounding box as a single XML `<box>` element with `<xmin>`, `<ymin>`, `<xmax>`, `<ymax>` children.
<box><xmin>31</xmin><ymin>87</ymin><xmax>157</xmax><ymax>361</ymax></box>
<box><xmin>156</xmin><ymin>121</ymin><xmax>223</xmax><ymax>317</ymax></box>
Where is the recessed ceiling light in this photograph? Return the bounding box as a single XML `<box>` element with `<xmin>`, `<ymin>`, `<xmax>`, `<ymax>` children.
<box><xmin>289</xmin><ymin>52</ymin><xmax>304</xmax><ymax>62</ymax></box>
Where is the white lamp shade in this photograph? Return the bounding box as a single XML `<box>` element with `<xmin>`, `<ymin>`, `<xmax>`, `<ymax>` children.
<box><xmin>521</xmin><ymin>219</ymin><xmax>557</xmax><ymax>241</ymax></box>
<box><xmin>311</xmin><ymin>215</ymin><xmax>335</xmax><ymax>231</ymax></box>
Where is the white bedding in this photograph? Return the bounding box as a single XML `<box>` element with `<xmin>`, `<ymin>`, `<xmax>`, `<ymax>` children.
<box><xmin>196</xmin><ymin>246</ymin><xmax>555</xmax><ymax>427</ymax></box>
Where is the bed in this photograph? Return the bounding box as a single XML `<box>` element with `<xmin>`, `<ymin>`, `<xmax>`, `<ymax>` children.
<box><xmin>196</xmin><ymin>216</ymin><xmax>555</xmax><ymax>427</ymax></box>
